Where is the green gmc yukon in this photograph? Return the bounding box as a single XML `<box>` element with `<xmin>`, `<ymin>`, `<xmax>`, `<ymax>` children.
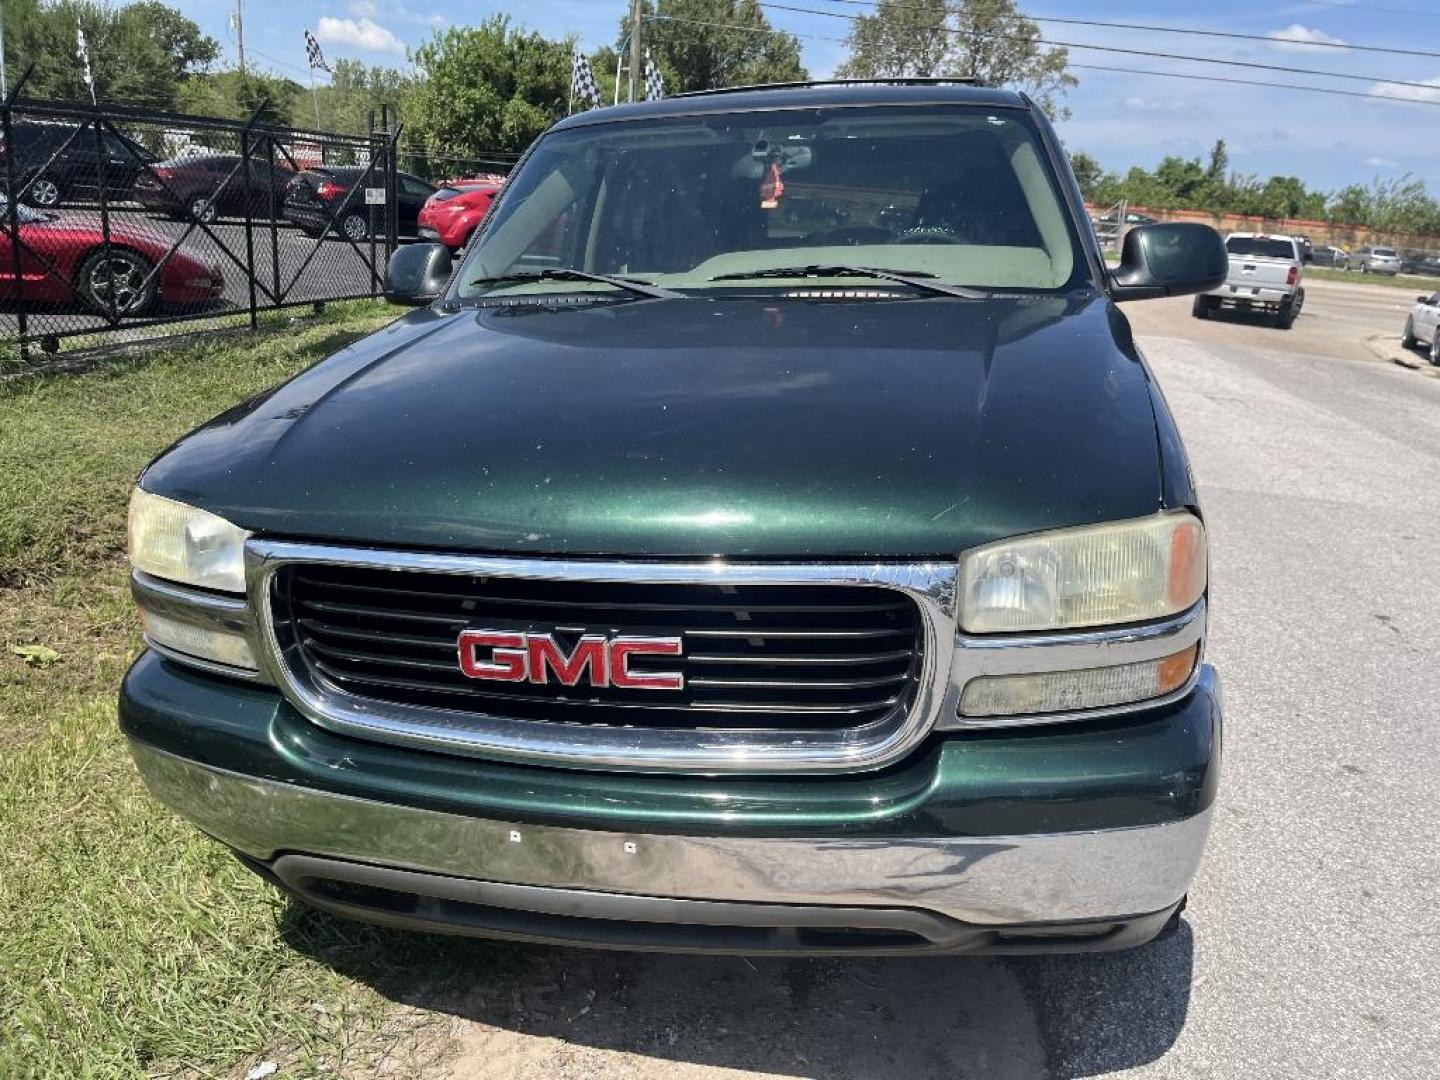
<box><xmin>121</xmin><ymin>81</ymin><xmax>1229</xmax><ymax>955</ymax></box>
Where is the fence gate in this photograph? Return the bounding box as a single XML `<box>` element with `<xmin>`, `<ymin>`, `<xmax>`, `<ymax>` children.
<box><xmin>2</xmin><ymin>82</ymin><xmax>401</xmax><ymax>367</ymax></box>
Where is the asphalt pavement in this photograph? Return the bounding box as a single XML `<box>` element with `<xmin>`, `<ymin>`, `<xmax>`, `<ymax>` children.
<box><xmin>354</xmin><ymin>279</ymin><xmax>1438</xmax><ymax>1080</ymax></box>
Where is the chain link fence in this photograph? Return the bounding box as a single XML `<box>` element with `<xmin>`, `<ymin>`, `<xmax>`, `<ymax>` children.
<box><xmin>0</xmin><ymin>85</ymin><xmax>493</xmax><ymax>368</ymax></box>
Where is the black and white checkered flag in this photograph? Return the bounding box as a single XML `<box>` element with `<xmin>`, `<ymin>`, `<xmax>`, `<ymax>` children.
<box><xmin>305</xmin><ymin>29</ymin><xmax>331</xmax><ymax>73</ymax></box>
<box><xmin>571</xmin><ymin>52</ymin><xmax>601</xmax><ymax>110</ymax></box>
<box><xmin>644</xmin><ymin>49</ymin><xmax>664</xmax><ymax>101</ymax></box>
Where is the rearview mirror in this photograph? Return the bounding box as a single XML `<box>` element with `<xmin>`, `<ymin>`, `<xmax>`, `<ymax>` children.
<box><xmin>385</xmin><ymin>243</ymin><xmax>452</xmax><ymax>306</ymax></box>
<box><xmin>1110</xmin><ymin>222</ymin><xmax>1228</xmax><ymax>303</ymax></box>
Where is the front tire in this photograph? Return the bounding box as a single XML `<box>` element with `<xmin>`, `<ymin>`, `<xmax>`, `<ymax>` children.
<box><xmin>339</xmin><ymin>212</ymin><xmax>369</xmax><ymax>242</ymax></box>
<box><xmin>77</xmin><ymin>248</ymin><xmax>158</xmax><ymax>317</ymax></box>
<box><xmin>1430</xmin><ymin>334</ymin><xmax>1440</xmax><ymax>366</ymax></box>
<box><xmin>24</xmin><ymin>176</ymin><xmax>62</xmax><ymax>207</ymax></box>
<box><xmin>1402</xmin><ymin>318</ymin><xmax>1418</xmax><ymax>349</ymax></box>
<box><xmin>1192</xmin><ymin>295</ymin><xmax>1213</xmax><ymax>319</ymax></box>
<box><xmin>187</xmin><ymin>195</ymin><xmax>218</xmax><ymax>224</ymax></box>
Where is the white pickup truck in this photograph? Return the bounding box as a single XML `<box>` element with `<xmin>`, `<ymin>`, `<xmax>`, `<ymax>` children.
<box><xmin>1192</xmin><ymin>233</ymin><xmax>1304</xmax><ymax>329</ymax></box>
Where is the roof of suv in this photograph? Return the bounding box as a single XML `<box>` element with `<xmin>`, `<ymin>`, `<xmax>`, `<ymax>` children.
<box><xmin>551</xmin><ymin>80</ymin><xmax>1030</xmax><ymax>131</ymax></box>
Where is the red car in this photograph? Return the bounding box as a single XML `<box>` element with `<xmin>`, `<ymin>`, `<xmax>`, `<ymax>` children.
<box><xmin>416</xmin><ymin>180</ymin><xmax>502</xmax><ymax>251</ymax></box>
<box><xmin>1</xmin><ymin>203</ymin><xmax>224</xmax><ymax>315</ymax></box>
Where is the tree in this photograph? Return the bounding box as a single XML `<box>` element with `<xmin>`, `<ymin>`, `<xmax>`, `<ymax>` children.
<box><xmin>315</xmin><ymin>59</ymin><xmax>414</xmax><ymax>137</ymax></box>
<box><xmin>3</xmin><ymin>0</ymin><xmax>216</xmax><ymax>109</ymax></box>
<box><xmin>176</xmin><ymin>70</ymin><xmax>302</xmax><ymax>127</ymax></box>
<box><xmin>836</xmin><ymin>0</ymin><xmax>949</xmax><ymax>78</ymax></box>
<box><xmin>1068</xmin><ymin>151</ymin><xmax>1104</xmax><ymax>201</ymax></box>
<box><xmin>1205</xmin><ymin>139</ymin><xmax>1228</xmax><ymax>185</ymax></box>
<box><xmin>632</xmin><ymin>1</ymin><xmax>806</xmax><ymax>94</ymax></box>
<box><xmin>836</xmin><ymin>0</ymin><xmax>1076</xmax><ymax>117</ymax></box>
<box><xmin>406</xmin><ymin>18</ymin><xmax>571</xmax><ymax>159</ymax></box>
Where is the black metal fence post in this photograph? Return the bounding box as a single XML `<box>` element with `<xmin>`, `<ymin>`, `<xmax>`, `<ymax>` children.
<box><xmin>240</xmin><ymin>103</ymin><xmax>265</xmax><ymax>332</ymax></box>
<box><xmin>266</xmin><ymin>135</ymin><xmax>281</xmax><ymax>310</ymax></box>
<box><xmin>3</xmin><ymin>65</ymin><xmax>35</xmax><ymax>364</ymax></box>
<box><xmin>367</xmin><ymin>109</ymin><xmax>378</xmax><ymax>296</ymax></box>
<box><xmin>386</xmin><ymin>120</ymin><xmax>401</xmax><ymax>263</ymax></box>
<box><xmin>90</xmin><ymin>116</ymin><xmax>115</xmax><ymax>323</ymax></box>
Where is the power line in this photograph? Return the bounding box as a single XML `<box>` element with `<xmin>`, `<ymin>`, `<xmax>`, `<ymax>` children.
<box><xmin>1069</xmin><ymin>62</ymin><xmax>1437</xmax><ymax>108</ymax></box>
<box><xmin>647</xmin><ymin>12</ymin><xmax>1440</xmax><ymax>108</ymax></box>
<box><xmin>760</xmin><ymin>1</ymin><xmax>1440</xmax><ymax>94</ymax></box>
<box><xmin>1294</xmin><ymin>0</ymin><xmax>1440</xmax><ymax>17</ymax></box>
<box><xmin>800</xmin><ymin>0</ymin><xmax>1440</xmax><ymax>60</ymax></box>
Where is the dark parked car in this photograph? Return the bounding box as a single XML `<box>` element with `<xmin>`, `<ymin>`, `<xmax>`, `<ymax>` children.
<box><xmin>281</xmin><ymin>166</ymin><xmax>435</xmax><ymax>240</ymax></box>
<box><xmin>132</xmin><ymin>154</ymin><xmax>295</xmax><ymax>222</ymax></box>
<box><xmin>1311</xmin><ymin>244</ymin><xmax>1348</xmax><ymax>267</ymax></box>
<box><xmin>0</xmin><ymin>119</ymin><xmax>155</xmax><ymax>207</ymax></box>
<box><xmin>1400</xmin><ymin>252</ymin><xmax>1440</xmax><ymax>277</ymax></box>
<box><xmin>122</xmin><ymin>81</ymin><xmax>1228</xmax><ymax>957</ymax></box>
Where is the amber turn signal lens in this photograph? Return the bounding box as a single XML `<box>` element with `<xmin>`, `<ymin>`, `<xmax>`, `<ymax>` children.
<box><xmin>959</xmin><ymin>642</ymin><xmax>1201</xmax><ymax>718</ymax></box>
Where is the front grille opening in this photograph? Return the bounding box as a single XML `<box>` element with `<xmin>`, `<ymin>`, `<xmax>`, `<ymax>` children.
<box><xmin>273</xmin><ymin>564</ymin><xmax>924</xmax><ymax>732</ymax></box>
<box><xmin>295</xmin><ymin>874</ymin><xmax>936</xmax><ymax>953</ymax></box>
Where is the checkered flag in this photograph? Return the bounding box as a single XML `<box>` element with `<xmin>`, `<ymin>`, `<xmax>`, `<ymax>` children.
<box><xmin>76</xmin><ymin>22</ymin><xmax>96</xmax><ymax>103</ymax></box>
<box><xmin>305</xmin><ymin>29</ymin><xmax>331</xmax><ymax>73</ymax></box>
<box><xmin>571</xmin><ymin>52</ymin><xmax>601</xmax><ymax>111</ymax></box>
<box><xmin>644</xmin><ymin>49</ymin><xmax>665</xmax><ymax>101</ymax></box>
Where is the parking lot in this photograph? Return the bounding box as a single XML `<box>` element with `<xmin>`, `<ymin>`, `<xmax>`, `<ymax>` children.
<box><xmin>327</xmin><ymin>279</ymin><xmax>1435</xmax><ymax>1080</ymax></box>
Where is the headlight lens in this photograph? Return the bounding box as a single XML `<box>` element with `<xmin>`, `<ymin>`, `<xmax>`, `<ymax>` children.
<box><xmin>959</xmin><ymin>512</ymin><xmax>1206</xmax><ymax>634</ymax></box>
<box><xmin>128</xmin><ymin>488</ymin><xmax>249</xmax><ymax>593</ymax></box>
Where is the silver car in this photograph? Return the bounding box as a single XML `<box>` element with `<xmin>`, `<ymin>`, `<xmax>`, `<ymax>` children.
<box><xmin>1348</xmin><ymin>245</ymin><xmax>1403</xmax><ymax>275</ymax></box>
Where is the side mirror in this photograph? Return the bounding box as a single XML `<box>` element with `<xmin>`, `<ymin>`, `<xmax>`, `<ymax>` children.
<box><xmin>1418</xmin><ymin>295</ymin><xmax>1431</xmax><ymax>305</ymax></box>
<box><xmin>384</xmin><ymin>243</ymin><xmax>452</xmax><ymax>306</ymax></box>
<box><xmin>1110</xmin><ymin>222</ymin><xmax>1228</xmax><ymax>303</ymax></box>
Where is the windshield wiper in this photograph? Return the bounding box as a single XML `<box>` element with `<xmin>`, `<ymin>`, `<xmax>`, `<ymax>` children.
<box><xmin>708</xmin><ymin>264</ymin><xmax>989</xmax><ymax>299</ymax></box>
<box><xmin>467</xmin><ymin>268</ymin><xmax>682</xmax><ymax>300</ymax></box>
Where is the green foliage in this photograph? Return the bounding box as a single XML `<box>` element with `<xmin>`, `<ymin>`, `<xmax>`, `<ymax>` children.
<box><xmin>175</xmin><ymin>69</ymin><xmax>303</xmax><ymax>127</ymax></box>
<box><xmin>3</xmin><ymin>0</ymin><xmax>217</xmax><ymax>110</ymax></box>
<box><xmin>634</xmin><ymin>0</ymin><xmax>807</xmax><ymax>94</ymax></box>
<box><xmin>837</xmin><ymin>0</ymin><xmax>1075</xmax><ymax>118</ymax></box>
<box><xmin>315</xmin><ymin>59</ymin><xmax>415</xmax><ymax>136</ymax></box>
<box><xmin>405</xmin><ymin>17</ymin><xmax>571</xmax><ymax>159</ymax></box>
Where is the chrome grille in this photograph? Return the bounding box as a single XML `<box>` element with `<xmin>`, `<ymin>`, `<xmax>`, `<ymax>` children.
<box><xmin>272</xmin><ymin>564</ymin><xmax>923</xmax><ymax>730</ymax></box>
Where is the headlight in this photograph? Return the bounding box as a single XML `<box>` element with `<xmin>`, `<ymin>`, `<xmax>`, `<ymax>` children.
<box><xmin>128</xmin><ymin>488</ymin><xmax>249</xmax><ymax>593</ymax></box>
<box><xmin>958</xmin><ymin>512</ymin><xmax>1206</xmax><ymax>634</ymax></box>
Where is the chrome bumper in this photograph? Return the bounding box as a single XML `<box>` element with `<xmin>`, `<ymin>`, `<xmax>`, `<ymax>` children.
<box><xmin>129</xmin><ymin>740</ymin><xmax>1212</xmax><ymax>928</ymax></box>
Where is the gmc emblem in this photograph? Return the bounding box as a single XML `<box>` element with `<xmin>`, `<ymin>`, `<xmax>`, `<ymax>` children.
<box><xmin>457</xmin><ymin>630</ymin><xmax>684</xmax><ymax>691</ymax></box>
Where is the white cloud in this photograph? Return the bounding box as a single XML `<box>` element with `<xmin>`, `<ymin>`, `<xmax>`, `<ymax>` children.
<box><xmin>1266</xmin><ymin>24</ymin><xmax>1347</xmax><ymax>52</ymax></box>
<box><xmin>349</xmin><ymin>0</ymin><xmax>445</xmax><ymax>29</ymax></box>
<box><xmin>1122</xmin><ymin>96</ymin><xmax>1192</xmax><ymax>114</ymax></box>
<box><xmin>1364</xmin><ymin>156</ymin><xmax>1399</xmax><ymax>168</ymax></box>
<box><xmin>316</xmin><ymin>16</ymin><xmax>405</xmax><ymax>54</ymax></box>
<box><xmin>1369</xmin><ymin>77</ymin><xmax>1440</xmax><ymax>105</ymax></box>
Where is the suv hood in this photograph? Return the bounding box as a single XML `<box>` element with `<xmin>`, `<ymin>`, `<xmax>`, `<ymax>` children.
<box><xmin>142</xmin><ymin>294</ymin><xmax>1166</xmax><ymax>558</ymax></box>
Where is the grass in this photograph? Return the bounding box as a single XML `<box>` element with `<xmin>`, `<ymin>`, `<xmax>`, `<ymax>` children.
<box><xmin>0</xmin><ymin>302</ymin><xmax>478</xmax><ymax>1078</ymax></box>
<box><xmin>1306</xmin><ymin>266</ymin><xmax>1440</xmax><ymax>292</ymax></box>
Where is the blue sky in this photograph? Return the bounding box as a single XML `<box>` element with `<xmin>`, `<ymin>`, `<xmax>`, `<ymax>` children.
<box><xmin>190</xmin><ymin>0</ymin><xmax>1438</xmax><ymax>192</ymax></box>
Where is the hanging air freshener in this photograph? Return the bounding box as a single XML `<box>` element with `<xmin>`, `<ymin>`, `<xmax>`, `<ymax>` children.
<box><xmin>759</xmin><ymin>155</ymin><xmax>785</xmax><ymax>210</ymax></box>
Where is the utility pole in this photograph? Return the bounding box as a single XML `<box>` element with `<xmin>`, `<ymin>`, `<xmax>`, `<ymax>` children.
<box><xmin>234</xmin><ymin>0</ymin><xmax>247</xmax><ymax>77</ymax></box>
<box><xmin>627</xmin><ymin>0</ymin><xmax>642</xmax><ymax>104</ymax></box>
<box><xmin>0</xmin><ymin>0</ymin><xmax>8</xmax><ymax>99</ymax></box>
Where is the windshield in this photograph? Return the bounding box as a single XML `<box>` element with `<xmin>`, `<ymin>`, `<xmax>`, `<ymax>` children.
<box><xmin>456</xmin><ymin>105</ymin><xmax>1088</xmax><ymax>297</ymax></box>
<box><xmin>1226</xmin><ymin>237</ymin><xmax>1296</xmax><ymax>259</ymax></box>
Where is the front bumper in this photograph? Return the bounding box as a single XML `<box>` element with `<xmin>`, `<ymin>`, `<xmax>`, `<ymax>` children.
<box><xmin>121</xmin><ymin>652</ymin><xmax>1222</xmax><ymax>954</ymax></box>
